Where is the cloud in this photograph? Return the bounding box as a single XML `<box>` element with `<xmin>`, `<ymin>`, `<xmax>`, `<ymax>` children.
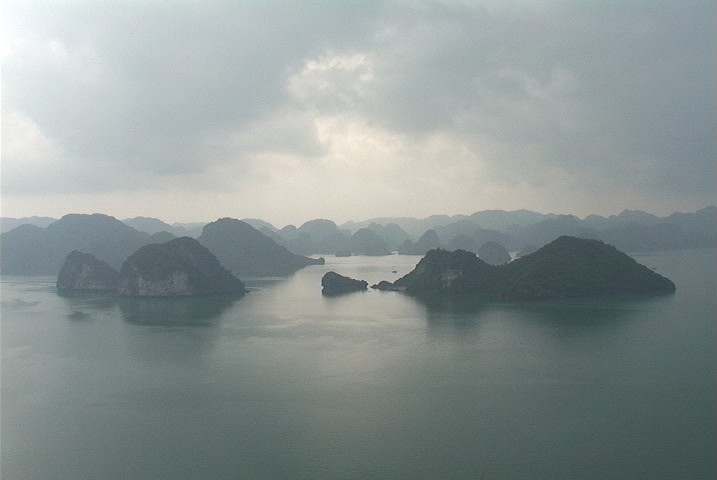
<box><xmin>357</xmin><ymin>2</ymin><xmax>716</xmax><ymax>191</ymax></box>
<box><xmin>2</xmin><ymin>1</ymin><xmax>380</xmax><ymax>173</ymax></box>
<box><xmin>287</xmin><ymin>52</ymin><xmax>376</xmax><ymax>113</ymax></box>
<box><xmin>2</xmin><ymin>0</ymin><xmax>715</xmax><ymax>223</ymax></box>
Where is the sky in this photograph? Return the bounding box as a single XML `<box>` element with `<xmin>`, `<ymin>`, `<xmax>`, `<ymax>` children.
<box><xmin>2</xmin><ymin>0</ymin><xmax>715</xmax><ymax>227</ymax></box>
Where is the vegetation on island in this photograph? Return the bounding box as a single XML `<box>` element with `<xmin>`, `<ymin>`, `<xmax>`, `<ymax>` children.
<box><xmin>321</xmin><ymin>272</ymin><xmax>368</xmax><ymax>295</ymax></box>
<box><xmin>119</xmin><ymin>237</ymin><xmax>247</xmax><ymax>297</ymax></box>
<box><xmin>387</xmin><ymin>236</ymin><xmax>676</xmax><ymax>299</ymax></box>
<box><xmin>57</xmin><ymin>251</ymin><xmax>120</xmax><ymax>293</ymax></box>
<box><xmin>4</xmin><ymin>207</ymin><xmax>714</xmax><ymax>277</ymax></box>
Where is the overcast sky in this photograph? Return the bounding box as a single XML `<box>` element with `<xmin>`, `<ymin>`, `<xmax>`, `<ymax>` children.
<box><xmin>2</xmin><ymin>0</ymin><xmax>715</xmax><ymax>226</ymax></box>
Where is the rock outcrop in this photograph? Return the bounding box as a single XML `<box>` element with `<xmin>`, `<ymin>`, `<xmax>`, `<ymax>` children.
<box><xmin>371</xmin><ymin>280</ymin><xmax>402</xmax><ymax>291</ymax></box>
<box><xmin>118</xmin><ymin>237</ymin><xmax>247</xmax><ymax>297</ymax></box>
<box><xmin>383</xmin><ymin>236</ymin><xmax>676</xmax><ymax>299</ymax></box>
<box><xmin>57</xmin><ymin>251</ymin><xmax>120</xmax><ymax>293</ymax></box>
<box><xmin>393</xmin><ymin>249</ymin><xmax>493</xmax><ymax>294</ymax></box>
<box><xmin>321</xmin><ymin>271</ymin><xmax>368</xmax><ymax>295</ymax></box>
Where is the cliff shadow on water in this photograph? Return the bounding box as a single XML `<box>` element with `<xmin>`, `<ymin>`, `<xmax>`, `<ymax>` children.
<box><xmin>118</xmin><ymin>295</ymin><xmax>239</xmax><ymax>326</ymax></box>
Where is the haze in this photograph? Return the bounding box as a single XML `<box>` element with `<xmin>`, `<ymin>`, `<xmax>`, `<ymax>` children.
<box><xmin>2</xmin><ymin>1</ymin><xmax>715</xmax><ymax>227</ymax></box>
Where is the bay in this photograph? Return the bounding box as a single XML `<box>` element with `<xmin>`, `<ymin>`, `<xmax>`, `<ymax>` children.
<box><xmin>1</xmin><ymin>249</ymin><xmax>715</xmax><ymax>479</ymax></box>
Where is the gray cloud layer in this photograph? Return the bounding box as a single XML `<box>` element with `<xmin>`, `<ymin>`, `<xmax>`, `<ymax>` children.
<box><xmin>2</xmin><ymin>0</ymin><xmax>715</xmax><ymax>223</ymax></box>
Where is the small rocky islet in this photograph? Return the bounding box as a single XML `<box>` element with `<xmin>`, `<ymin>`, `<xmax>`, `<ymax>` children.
<box><xmin>321</xmin><ymin>271</ymin><xmax>368</xmax><ymax>295</ymax></box>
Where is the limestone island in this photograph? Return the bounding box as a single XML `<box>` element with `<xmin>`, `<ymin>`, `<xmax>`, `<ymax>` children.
<box><xmin>321</xmin><ymin>271</ymin><xmax>368</xmax><ymax>295</ymax></box>
<box><xmin>118</xmin><ymin>237</ymin><xmax>247</xmax><ymax>297</ymax></box>
<box><xmin>58</xmin><ymin>237</ymin><xmax>248</xmax><ymax>298</ymax></box>
<box><xmin>373</xmin><ymin>236</ymin><xmax>675</xmax><ymax>300</ymax></box>
<box><xmin>57</xmin><ymin>250</ymin><xmax>121</xmax><ymax>293</ymax></box>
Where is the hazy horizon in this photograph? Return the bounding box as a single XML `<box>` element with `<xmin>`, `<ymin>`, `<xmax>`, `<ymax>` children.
<box><xmin>2</xmin><ymin>1</ymin><xmax>715</xmax><ymax>226</ymax></box>
<box><xmin>2</xmin><ymin>204</ymin><xmax>716</xmax><ymax>231</ymax></box>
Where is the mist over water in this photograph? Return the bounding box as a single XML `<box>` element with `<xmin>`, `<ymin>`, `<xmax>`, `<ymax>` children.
<box><xmin>2</xmin><ymin>250</ymin><xmax>715</xmax><ymax>480</ymax></box>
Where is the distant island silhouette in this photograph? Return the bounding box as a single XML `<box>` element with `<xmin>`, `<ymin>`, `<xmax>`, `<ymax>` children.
<box><xmin>197</xmin><ymin>218</ymin><xmax>324</xmax><ymax>277</ymax></box>
<box><xmin>1</xmin><ymin>207</ymin><xmax>714</xmax><ymax>288</ymax></box>
<box><xmin>1</xmin><ymin>213</ymin><xmax>323</xmax><ymax>278</ymax></box>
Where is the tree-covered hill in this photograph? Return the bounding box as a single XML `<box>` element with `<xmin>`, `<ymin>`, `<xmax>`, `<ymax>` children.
<box><xmin>389</xmin><ymin>236</ymin><xmax>675</xmax><ymax>300</ymax></box>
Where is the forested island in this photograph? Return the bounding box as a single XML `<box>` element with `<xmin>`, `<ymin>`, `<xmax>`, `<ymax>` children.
<box><xmin>57</xmin><ymin>237</ymin><xmax>247</xmax><ymax>297</ymax></box>
<box><xmin>3</xmin><ymin>206</ymin><xmax>714</xmax><ymax>273</ymax></box>
<box><xmin>118</xmin><ymin>237</ymin><xmax>247</xmax><ymax>297</ymax></box>
<box><xmin>374</xmin><ymin>236</ymin><xmax>676</xmax><ymax>300</ymax></box>
<box><xmin>1</xmin><ymin>208</ymin><xmax>706</xmax><ymax>301</ymax></box>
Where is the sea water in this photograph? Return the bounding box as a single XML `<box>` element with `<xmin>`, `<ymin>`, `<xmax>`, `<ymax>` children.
<box><xmin>1</xmin><ymin>249</ymin><xmax>715</xmax><ymax>479</ymax></box>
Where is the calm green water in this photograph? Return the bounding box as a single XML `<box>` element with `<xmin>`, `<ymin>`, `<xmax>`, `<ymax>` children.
<box><xmin>2</xmin><ymin>249</ymin><xmax>715</xmax><ymax>480</ymax></box>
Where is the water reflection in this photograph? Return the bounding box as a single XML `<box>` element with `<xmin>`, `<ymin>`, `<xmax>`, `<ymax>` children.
<box><xmin>243</xmin><ymin>276</ymin><xmax>294</xmax><ymax>291</ymax></box>
<box><xmin>58</xmin><ymin>291</ymin><xmax>119</xmax><ymax>311</ymax></box>
<box><xmin>414</xmin><ymin>293</ymin><xmax>486</xmax><ymax>315</ymax></box>
<box><xmin>408</xmin><ymin>294</ymin><xmax>487</xmax><ymax>335</ymax></box>
<box><xmin>411</xmin><ymin>292</ymin><xmax>662</xmax><ymax>339</ymax></box>
<box><xmin>514</xmin><ymin>294</ymin><xmax>676</xmax><ymax>330</ymax></box>
<box><xmin>118</xmin><ymin>295</ymin><xmax>239</xmax><ymax>326</ymax></box>
<box><xmin>321</xmin><ymin>289</ymin><xmax>369</xmax><ymax>298</ymax></box>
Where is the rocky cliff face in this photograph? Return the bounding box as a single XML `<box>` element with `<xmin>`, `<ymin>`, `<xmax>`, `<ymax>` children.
<box><xmin>118</xmin><ymin>237</ymin><xmax>247</xmax><ymax>297</ymax></box>
<box><xmin>57</xmin><ymin>251</ymin><xmax>120</xmax><ymax>293</ymax></box>
<box><xmin>121</xmin><ymin>270</ymin><xmax>193</xmax><ymax>297</ymax></box>
<box><xmin>393</xmin><ymin>249</ymin><xmax>493</xmax><ymax>294</ymax></box>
